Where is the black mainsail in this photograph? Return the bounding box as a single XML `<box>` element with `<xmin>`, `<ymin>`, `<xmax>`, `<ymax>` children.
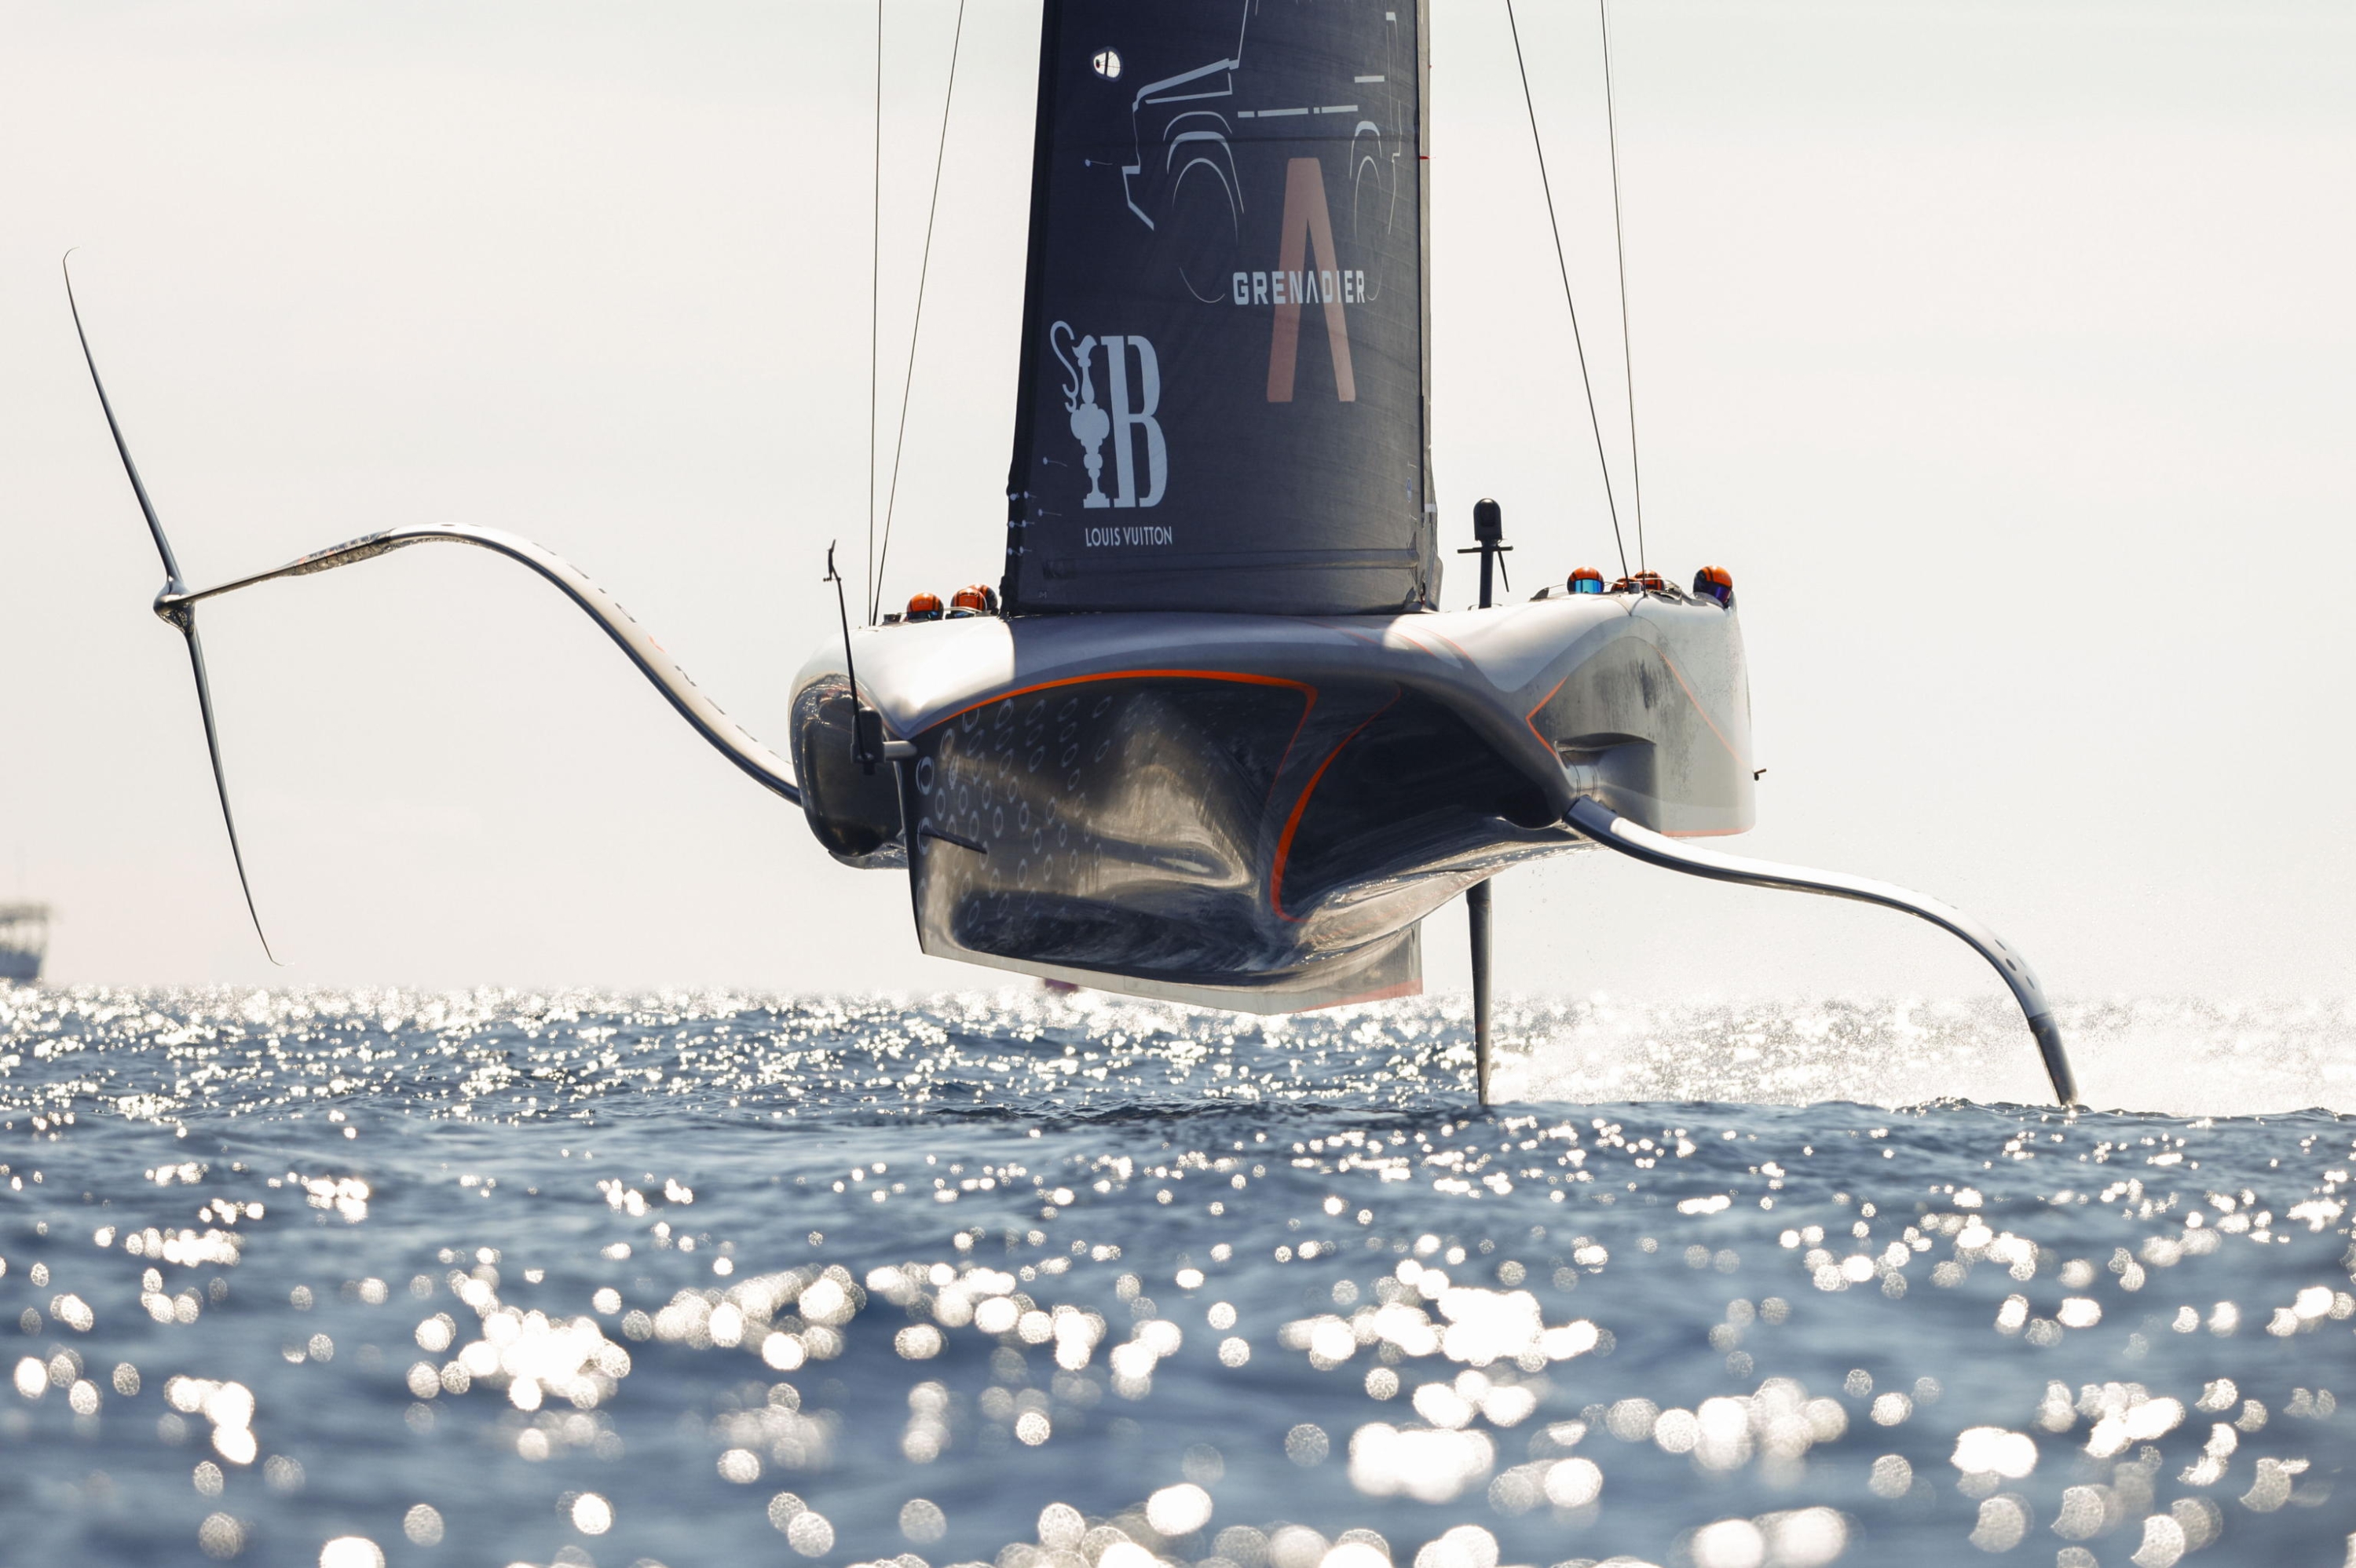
<box><xmin>1002</xmin><ymin>0</ymin><xmax>1434</xmax><ymax>616</ymax></box>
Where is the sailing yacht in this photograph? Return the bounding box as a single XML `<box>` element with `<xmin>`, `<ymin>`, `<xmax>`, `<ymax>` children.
<box><xmin>0</xmin><ymin>905</ymin><xmax>48</xmax><ymax>985</ymax></box>
<box><xmin>69</xmin><ymin>0</ymin><xmax>2075</xmax><ymax>1104</ymax></box>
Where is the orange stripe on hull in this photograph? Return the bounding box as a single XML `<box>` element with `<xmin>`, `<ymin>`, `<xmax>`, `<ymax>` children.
<box><xmin>1271</xmin><ymin>688</ymin><xmax>1402</xmax><ymax>922</ymax></box>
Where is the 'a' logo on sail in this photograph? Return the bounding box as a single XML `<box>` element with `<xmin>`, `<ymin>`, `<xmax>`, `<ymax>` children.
<box><xmin>1266</xmin><ymin>158</ymin><xmax>1356</xmax><ymax>404</ymax></box>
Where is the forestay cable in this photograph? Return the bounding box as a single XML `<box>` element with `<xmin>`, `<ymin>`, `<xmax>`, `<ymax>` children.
<box><xmin>1505</xmin><ymin>0</ymin><xmax>1628</xmax><ymax>580</ymax></box>
<box><xmin>873</xmin><ymin>0</ymin><xmax>969</xmax><ymax>624</ymax></box>
<box><xmin>1600</xmin><ymin>0</ymin><xmax>1647</xmax><ymax>574</ymax></box>
<box><xmin>865</xmin><ymin>2</ymin><xmax>885</xmax><ymax>623</ymax></box>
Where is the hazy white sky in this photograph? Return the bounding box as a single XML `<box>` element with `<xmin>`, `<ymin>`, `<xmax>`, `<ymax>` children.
<box><xmin>2</xmin><ymin>1</ymin><xmax>2350</xmax><ymax>1001</ymax></box>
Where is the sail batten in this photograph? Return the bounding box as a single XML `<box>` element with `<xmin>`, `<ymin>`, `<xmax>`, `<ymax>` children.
<box><xmin>1003</xmin><ymin>0</ymin><xmax>1433</xmax><ymax>617</ymax></box>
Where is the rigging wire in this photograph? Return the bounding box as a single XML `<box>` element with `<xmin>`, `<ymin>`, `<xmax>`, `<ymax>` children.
<box><xmin>1505</xmin><ymin>0</ymin><xmax>1628</xmax><ymax>581</ymax></box>
<box><xmin>865</xmin><ymin>2</ymin><xmax>884</xmax><ymax>623</ymax></box>
<box><xmin>1599</xmin><ymin>0</ymin><xmax>1646</xmax><ymax>574</ymax></box>
<box><xmin>873</xmin><ymin>0</ymin><xmax>968</xmax><ymax>626</ymax></box>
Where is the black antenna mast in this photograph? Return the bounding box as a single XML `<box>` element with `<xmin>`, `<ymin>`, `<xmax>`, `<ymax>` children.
<box><xmin>824</xmin><ymin>542</ymin><xmax>882</xmax><ymax>774</ymax></box>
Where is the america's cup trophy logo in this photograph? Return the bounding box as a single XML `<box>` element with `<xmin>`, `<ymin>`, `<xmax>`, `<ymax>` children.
<box><xmin>1049</xmin><ymin>323</ymin><xmax>1168</xmax><ymax>511</ymax></box>
<box><xmin>1052</xmin><ymin>321</ymin><xmax>1113</xmax><ymax>509</ymax></box>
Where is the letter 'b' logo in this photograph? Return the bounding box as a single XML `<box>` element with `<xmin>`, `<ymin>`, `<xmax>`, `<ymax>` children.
<box><xmin>1051</xmin><ymin>323</ymin><xmax>1166</xmax><ymax>509</ymax></box>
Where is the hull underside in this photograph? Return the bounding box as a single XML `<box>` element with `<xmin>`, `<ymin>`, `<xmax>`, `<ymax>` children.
<box><xmin>792</xmin><ymin>594</ymin><xmax>1752</xmax><ymax>1011</ymax></box>
<box><xmin>901</xmin><ymin>678</ymin><xmax>1578</xmax><ymax>1011</ymax></box>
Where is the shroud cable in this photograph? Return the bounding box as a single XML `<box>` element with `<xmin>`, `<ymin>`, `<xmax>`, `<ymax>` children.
<box><xmin>1505</xmin><ymin>0</ymin><xmax>1629</xmax><ymax>580</ymax></box>
<box><xmin>1600</xmin><ymin>0</ymin><xmax>1647</xmax><ymax>575</ymax></box>
<box><xmin>866</xmin><ymin>2</ymin><xmax>884</xmax><ymax>622</ymax></box>
<box><xmin>873</xmin><ymin>0</ymin><xmax>968</xmax><ymax>624</ymax></box>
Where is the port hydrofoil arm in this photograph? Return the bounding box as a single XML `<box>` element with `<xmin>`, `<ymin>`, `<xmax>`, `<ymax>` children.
<box><xmin>68</xmin><ymin>255</ymin><xmax>799</xmax><ymax>967</ymax></box>
<box><xmin>1564</xmin><ymin>796</ymin><xmax>2077</xmax><ymax>1106</ymax></box>
<box><xmin>163</xmin><ymin>524</ymin><xmax>803</xmax><ymax>806</ymax></box>
<box><xmin>66</xmin><ymin>254</ymin><xmax>281</xmax><ymax>961</ymax></box>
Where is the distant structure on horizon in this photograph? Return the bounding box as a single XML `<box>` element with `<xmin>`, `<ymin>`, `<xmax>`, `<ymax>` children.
<box><xmin>0</xmin><ymin>904</ymin><xmax>49</xmax><ymax>985</ymax></box>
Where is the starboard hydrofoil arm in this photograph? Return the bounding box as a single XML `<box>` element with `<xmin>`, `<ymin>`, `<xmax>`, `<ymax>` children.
<box><xmin>1564</xmin><ymin>797</ymin><xmax>2078</xmax><ymax>1106</ymax></box>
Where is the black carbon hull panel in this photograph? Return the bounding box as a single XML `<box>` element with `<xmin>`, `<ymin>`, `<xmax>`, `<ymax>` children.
<box><xmin>895</xmin><ymin>676</ymin><xmax>1577</xmax><ymax>1010</ymax></box>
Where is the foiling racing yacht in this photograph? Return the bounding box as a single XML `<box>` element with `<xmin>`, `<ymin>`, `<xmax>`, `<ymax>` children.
<box><xmin>68</xmin><ymin>0</ymin><xmax>2074</xmax><ymax>1105</ymax></box>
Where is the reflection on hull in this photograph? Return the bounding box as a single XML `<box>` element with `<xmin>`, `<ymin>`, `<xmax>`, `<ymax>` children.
<box><xmin>792</xmin><ymin>596</ymin><xmax>1752</xmax><ymax>1011</ymax></box>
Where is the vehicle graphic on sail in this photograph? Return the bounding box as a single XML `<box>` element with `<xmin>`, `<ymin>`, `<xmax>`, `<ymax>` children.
<box><xmin>66</xmin><ymin>0</ymin><xmax>2076</xmax><ymax>1106</ymax></box>
<box><xmin>1102</xmin><ymin>1</ymin><xmax>1410</xmax><ymax>314</ymax></box>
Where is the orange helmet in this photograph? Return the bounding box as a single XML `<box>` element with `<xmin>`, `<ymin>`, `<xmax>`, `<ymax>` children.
<box><xmin>1693</xmin><ymin>566</ymin><xmax>1734</xmax><ymax>607</ymax></box>
<box><xmin>948</xmin><ymin>583</ymin><xmax>999</xmax><ymax>617</ymax></box>
<box><xmin>1568</xmin><ymin>567</ymin><xmax>1605</xmax><ymax>594</ymax></box>
<box><xmin>905</xmin><ymin>591</ymin><xmax>944</xmax><ymax>622</ymax></box>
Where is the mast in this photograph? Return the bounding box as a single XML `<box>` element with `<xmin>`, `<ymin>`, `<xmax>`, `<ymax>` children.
<box><xmin>1418</xmin><ymin>0</ymin><xmax>1436</xmax><ymax>602</ymax></box>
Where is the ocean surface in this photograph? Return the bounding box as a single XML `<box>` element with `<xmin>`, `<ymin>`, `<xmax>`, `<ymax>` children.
<box><xmin>1</xmin><ymin>989</ymin><xmax>2351</xmax><ymax>1568</ymax></box>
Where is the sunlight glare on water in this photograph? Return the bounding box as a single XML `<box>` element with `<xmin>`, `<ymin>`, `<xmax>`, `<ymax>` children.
<box><xmin>0</xmin><ymin>986</ymin><xmax>2351</xmax><ymax>1566</ymax></box>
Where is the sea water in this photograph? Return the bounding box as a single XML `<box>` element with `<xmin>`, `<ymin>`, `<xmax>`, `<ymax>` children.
<box><xmin>0</xmin><ymin>989</ymin><xmax>2350</xmax><ymax>1568</ymax></box>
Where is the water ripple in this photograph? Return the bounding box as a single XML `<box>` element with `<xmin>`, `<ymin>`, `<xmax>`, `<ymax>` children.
<box><xmin>0</xmin><ymin>989</ymin><xmax>2349</xmax><ymax>1566</ymax></box>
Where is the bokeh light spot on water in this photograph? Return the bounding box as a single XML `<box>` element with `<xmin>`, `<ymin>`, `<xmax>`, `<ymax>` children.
<box><xmin>318</xmin><ymin>1538</ymin><xmax>384</xmax><ymax>1568</ymax></box>
<box><xmin>404</xmin><ymin>1504</ymin><xmax>444</xmax><ymax>1545</ymax></box>
<box><xmin>559</xmin><ymin>1491</ymin><xmax>611</xmax><ymax>1536</ymax></box>
<box><xmin>786</xmin><ymin>1508</ymin><xmax>836</xmax><ymax>1556</ymax></box>
<box><xmin>899</xmin><ymin>1497</ymin><xmax>947</xmax><ymax>1542</ymax></box>
<box><xmin>1</xmin><ymin>987</ymin><xmax>2353</xmax><ymax>1564</ymax></box>
<box><xmin>1145</xmin><ymin>1481</ymin><xmax>1213</xmax><ymax>1535</ymax></box>
<box><xmin>196</xmin><ymin>1512</ymin><xmax>245</xmax><ymax>1559</ymax></box>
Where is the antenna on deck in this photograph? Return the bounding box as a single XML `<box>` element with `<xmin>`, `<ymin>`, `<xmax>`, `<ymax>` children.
<box><xmin>824</xmin><ymin>542</ymin><xmax>883</xmax><ymax>775</ymax></box>
<box><xmin>1457</xmin><ymin>498</ymin><xmax>1514</xmax><ymax>609</ymax></box>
